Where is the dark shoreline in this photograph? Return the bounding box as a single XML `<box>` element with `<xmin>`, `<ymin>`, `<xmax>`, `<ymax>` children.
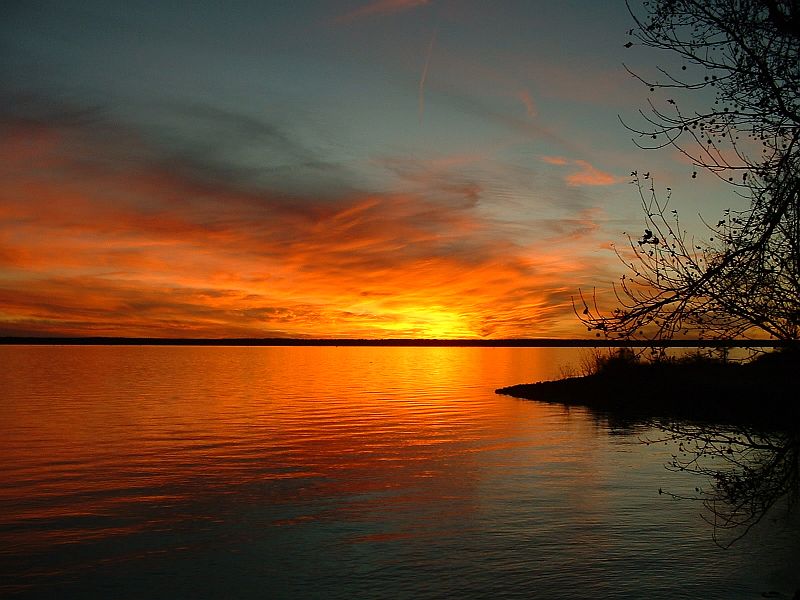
<box><xmin>497</xmin><ymin>352</ymin><xmax>798</xmax><ymax>429</ymax></box>
<box><xmin>0</xmin><ymin>336</ymin><xmax>786</xmax><ymax>347</ymax></box>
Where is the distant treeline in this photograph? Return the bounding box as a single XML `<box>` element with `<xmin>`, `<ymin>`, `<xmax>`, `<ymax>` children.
<box><xmin>0</xmin><ymin>337</ymin><xmax>786</xmax><ymax>348</ymax></box>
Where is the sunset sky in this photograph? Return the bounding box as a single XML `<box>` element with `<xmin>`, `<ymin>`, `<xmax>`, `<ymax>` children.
<box><xmin>1</xmin><ymin>1</ymin><xmax>735</xmax><ymax>338</ymax></box>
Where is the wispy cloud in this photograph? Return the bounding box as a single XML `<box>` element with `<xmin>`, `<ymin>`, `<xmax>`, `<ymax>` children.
<box><xmin>541</xmin><ymin>155</ymin><xmax>569</xmax><ymax>167</ymax></box>
<box><xmin>566</xmin><ymin>160</ymin><xmax>624</xmax><ymax>187</ymax></box>
<box><xmin>418</xmin><ymin>28</ymin><xmax>437</xmax><ymax>123</ymax></box>
<box><xmin>0</xmin><ymin>103</ymin><xmax>616</xmax><ymax>338</ymax></box>
<box><xmin>516</xmin><ymin>89</ymin><xmax>537</xmax><ymax>118</ymax></box>
<box><xmin>541</xmin><ymin>156</ymin><xmax>624</xmax><ymax>187</ymax></box>
<box><xmin>334</xmin><ymin>0</ymin><xmax>431</xmax><ymax>24</ymax></box>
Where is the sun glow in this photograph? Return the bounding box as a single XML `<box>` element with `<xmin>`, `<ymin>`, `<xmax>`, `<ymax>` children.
<box><xmin>383</xmin><ymin>307</ymin><xmax>476</xmax><ymax>339</ymax></box>
<box><xmin>0</xmin><ymin>110</ymin><xmax>613</xmax><ymax>340</ymax></box>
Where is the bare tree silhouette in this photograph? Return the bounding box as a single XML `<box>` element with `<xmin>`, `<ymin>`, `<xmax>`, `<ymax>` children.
<box><xmin>573</xmin><ymin>0</ymin><xmax>800</xmax><ymax>546</ymax></box>
<box><xmin>578</xmin><ymin>0</ymin><xmax>800</xmax><ymax>343</ymax></box>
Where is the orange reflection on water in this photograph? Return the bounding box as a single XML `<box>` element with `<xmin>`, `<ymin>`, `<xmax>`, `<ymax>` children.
<box><xmin>0</xmin><ymin>345</ymin><xmax>597</xmax><ymax>554</ymax></box>
<box><xmin>3</xmin><ymin>346</ymin><xmax>798</xmax><ymax>598</ymax></box>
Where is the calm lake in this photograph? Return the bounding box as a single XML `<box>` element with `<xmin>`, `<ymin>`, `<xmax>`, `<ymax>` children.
<box><xmin>1</xmin><ymin>345</ymin><xmax>798</xmax><ymax>599</ymax></box>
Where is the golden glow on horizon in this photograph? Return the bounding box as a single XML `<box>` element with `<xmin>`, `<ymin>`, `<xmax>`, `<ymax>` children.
<box><xmin>0</xmin><ymin>115</ymin><xmax>617</xmax><ymax>339</ymax></box>
<box><xmin>377</xmin><ymin>306</ymin><xmax>476</xmax><ymax>339</ymax></box>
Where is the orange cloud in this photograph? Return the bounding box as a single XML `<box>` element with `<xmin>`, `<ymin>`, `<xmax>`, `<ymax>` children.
<box><xmin>517</xmin><ymin>89</ymin><xmax>537</xmax><ymax>118</ymax></box>
<box><xmin>566</xmin><ymin>160</ymin><xmax>624</xmax><ymax>187</ymax></box>
<box><xmin>541</xmin><ymin>156</ymin><xmax>624</xmax><ymax>187</ymax></box>
<box><xmin>0</xmin><ymin>113</ymin><xmax>616</xmax><ymax>339</ymax></box>
<box><xmin>334</xmin><ymin>0</ymin><xmax>430</xmax><ymax>24</ymax></box>
<box><xmin>541</xmin><ymin>155</ymin><xmax>569</xmax><ymax>166</ymax></box>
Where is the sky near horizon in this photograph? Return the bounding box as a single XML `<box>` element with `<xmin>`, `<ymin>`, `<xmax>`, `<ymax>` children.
<box><xmin>1</xmin><ymin>1</ymin><xmax>735</xmax><ymax>338</ymax></box>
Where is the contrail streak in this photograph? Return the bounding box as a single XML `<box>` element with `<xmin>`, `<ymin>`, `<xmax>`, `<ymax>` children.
<box><xmin>418</xmin><ymin>28</ymin><xmax>437</xmax><ymax>124</ymax></box>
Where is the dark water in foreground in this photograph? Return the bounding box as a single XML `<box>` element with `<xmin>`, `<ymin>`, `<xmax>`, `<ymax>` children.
<box><xmin>1</xmin><ymin>346</ymin><xmax>798</xmax><ymax>599</ymax></box>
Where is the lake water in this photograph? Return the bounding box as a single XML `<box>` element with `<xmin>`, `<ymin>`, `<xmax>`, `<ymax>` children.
<box><xmin>1</xmin><ymin>345</ymin><xmax>798</xmax><ymax>599</ymax></box>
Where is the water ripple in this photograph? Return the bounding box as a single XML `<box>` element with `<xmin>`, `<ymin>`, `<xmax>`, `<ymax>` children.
<box><xmin>1</xmin><ymin>346</ymin><xmax>798</xmax><ymax>599</ymax></box>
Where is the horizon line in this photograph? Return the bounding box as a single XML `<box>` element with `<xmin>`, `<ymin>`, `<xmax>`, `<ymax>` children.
<box><xmin>0</xmin><ymin>337</ymin><xmax>785</xmax><ymax>348</ymax></box>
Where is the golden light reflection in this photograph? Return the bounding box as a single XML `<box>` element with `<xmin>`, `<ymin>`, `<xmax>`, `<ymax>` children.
<box><xmin>0</xmin><ymin>346</ymin><xmax>593</xmax><ymax>554</ymax></box>
<box><xmin>1</xmin><ymin>347</ymin><xmax>647</xmax><ymax>600</ymax></box>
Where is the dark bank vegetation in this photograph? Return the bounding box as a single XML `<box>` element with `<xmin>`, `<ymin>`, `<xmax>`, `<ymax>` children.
<box><xmin>497</xmin><ymin>346</ymin><xmax>798</xmax><ymax>428</ymax></box>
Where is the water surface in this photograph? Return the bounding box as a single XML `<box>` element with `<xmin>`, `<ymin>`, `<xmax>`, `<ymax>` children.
<box><xmin>1</xmin><ymin>346</ymin><xmax>798</xmax><ymax>598</ymax></box>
